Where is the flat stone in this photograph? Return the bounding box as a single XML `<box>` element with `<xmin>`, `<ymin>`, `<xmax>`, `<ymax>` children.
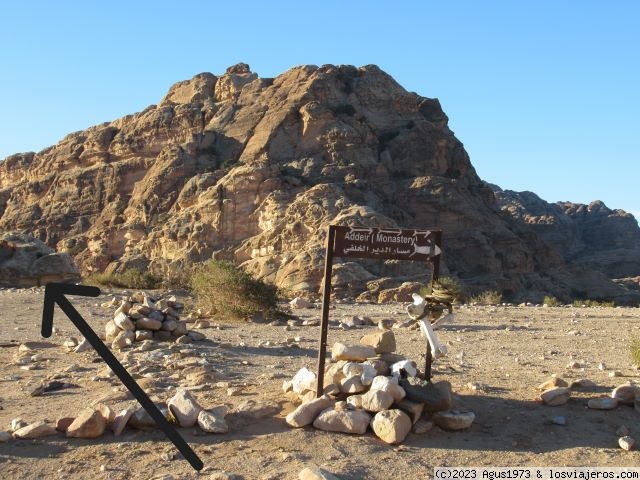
<box><xmin>570</xmin><ymin>379</ymin><xmax>597</xmax><ymax>389</ymax></box>
<box><xmin>198</xmin><ymin>407</ymin><xmax>229</xmax><ymax>433</ymax></box>
<box><xmin>432</xmin><ymin>410</ymin><xmax>475</xmax><ymax>431</ymax></box>
<box><xmin>235</xmin><ymin>400</ymin><xmax>280</xmax><ymax>419</ymax></box>
<box><xmin>111</xmin><ymin>408</ymin><xmax>134</xmax><ymax>436</ymax></box>
<box><xmin>67</xmin><ymin>408</ymin><xmax>106</xmax><ymax>438</ymax></box>
<box><xmin>136</xmin><ymin>317</ymin><xmax>162</xmax><ymax>330</ymax></box>
<box><xmin>287</xmin><ymin>395</ymin><xmax>334</xmax><ymax>428</ymax></box>
<box><xmin>331</xmin><ymin>342</ymin><xmax>376</xmax><ymax>362</ymax></box>
<box><xmin>168</xmin><ymin>390</ymin><xmax>203</xmax><ymax>427</ymax></box>
<box><xmin>187</xmin><ymin>331</ymin><xmax>206</xmax><ymax>341</ymax></box>
<box><xmin>619</xmin><ymin>436</ymin><xmax>635</xmax><ymax>451</ymax></box>
<box><xmin>13</xmin><ymin>421</ymin><xmax>57</xmax><ymax>439</ymax></box>
<box><xmin>313</xmin><ymin>407</ymin><xmax>371</xmax><ymax>435</ymax></box>
<box><xmin>0</xmin><ymin>431</ymin><xmax>11</xmax><ymax>442</ymax></box>
<box><xmin>587</xmin><ymin>397</ymin><xmax>618</xmax><ymax>410</ymax></box>
<box><xmin>540</xmin><ymin>387</ymin><xmax>571</xmax><ymax>406</ymax></box>
<box><xmin>11</xmin><ymin>418</ymin><xmax>28</xmax><ymax>431</ymax></box>
<box><xmin>129</xmin><ymin>405</ymin><xmax>165</xmax><ymax>430</ymax></box>
<box><xmin>551</xmin><ymin>416</ymin><xmax>567</xmax><ymax>426</ymax></box>
<box><xmin>399</xmin><ymin>378</ymin><xmax>452</xmax><ymax>412</ymax></box>
<box><xmin>359</xmin><ymin>330</ymin><xmax>396</xmax><ymax>354</ymax></box>
<box><xmin>360</xmin><ymin>389</ymin><xmax>395</xmax><ymax>412</ymax></box>
<box><xmin>175</xmin><ymin>335</ymin><xmax>192</xmax><ymax>344</ymax></box>
<box><xmin>412</xmin><ymin>418</ymin><xmax>434</xmax><ymax>434</ymax></box>
<box><xmin>611</xmin><ymin>384</ymin><xmax>639</xmax><ymax>406</ymax></box>
<box><xmin>538</xmin><ymin>377</ymin><xmax>568</xmax><ymax>391</ymax></box>
<box><xmin>370</xmin><ymin>409</ymin><xmax>412</xmax><ymax>444</ymax></box>
<box><xmin>299</xmin><ymin>466</ymin><xmax>341</xmax><ymax>480</ymax></box>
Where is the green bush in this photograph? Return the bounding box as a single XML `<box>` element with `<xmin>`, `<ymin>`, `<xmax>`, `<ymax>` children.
<box><xmin>572</xmin><ymin>299</ymin><xmax>615</xmax><ymax>307</ymax></box>
<box><xmin>191</xmin><ymin>259</ymin><xmax>284</xmax><ymax>320</ymax></box>
<box><xmin>543</xmin><ymin>296</ymin><xmax>563</xmax><ymax>307</ymax></box>
<box><xmin>469</xmin><ymin>290</ymin><xmax>503</xmax><ymax>305</ymax></box>
<box><xmin>85</xmin><ymin>268</ymin><xmax>161</xmax><ymax>289</ymax></box>
<box><xmin>631</xmin><ymin>338</ymin><xmax>640</xmax><ymax>367</ymax></box>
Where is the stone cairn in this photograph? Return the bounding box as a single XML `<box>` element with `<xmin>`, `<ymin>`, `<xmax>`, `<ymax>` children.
<box><xmin>103</xmin><ymin>291</ymin><xmax>205</xmax><ymax>349</ymax></box>
<box><xmin>283</xmin><ymin>324</ymin><xmax>475</xmax><ymax>445</ymax></box>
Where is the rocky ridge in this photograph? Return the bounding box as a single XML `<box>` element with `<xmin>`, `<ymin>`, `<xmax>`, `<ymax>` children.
<box><xmin>0</xmin><ymin>63</ymin><xmax>638</xmax><ymax>303</ymax></box>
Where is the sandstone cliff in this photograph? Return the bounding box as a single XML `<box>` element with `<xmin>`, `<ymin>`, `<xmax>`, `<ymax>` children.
<box><xmin>0</xmin><ymin>63</ymin><xmax>638</xmax><ymax>303</ymax></box>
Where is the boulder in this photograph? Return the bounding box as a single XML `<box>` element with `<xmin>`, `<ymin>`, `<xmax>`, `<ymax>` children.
<box><xmin>290</xmin><ymin>297</ymin><xmax>314</xmax><ymax>309</ymax></box>
<box><xmin>359</xmin><ymin>330</ymin><xmax>396</xmax><ymax>354</ymax></box>
<box><xmin>538</xmin><ymin>377</ymin><xmax>569</xmax><ymax>391</ymax></box>
<box><xmin>312</xmin><ymin>408</ymin><xmax>371</xmax><ymax>434</ymax></box>
<box><xmin>612</xmin><ymin>384</ymin><xmax>639</xmax><ymax>406</ymax></box>
<box><xmin>168</xmin><ymin>390</ymin><xmax>203</xmax><ymax>427</ymax></box>
<box><xmin>136</xmin><ymin>317</ymin><xmax>162</xmax><ymax>330</ymax></box>
<box><xmin>0</xmin><ymin>233</ymin><xmax>79</xmax><ymax>287</ymax></box>
<box><xmin>287</xmin><ymin>395</ymin><xmax>334</xmax><ymax>427</ymax></box>
<box><xmin>370</xmin><ymin>409</ymin><xmax>412</xmax><ymax>444</ymax></box>
<box><xmin>198</xmin><ymin>407</ymin><xmax>229</xmax><ymax>433</ymax></box>
<box><xmin>113</xmin><ymin>312</ymin><xmax>134</xmax><ymax>331</ymax></box>
<box><xmin>360</xmin><ymin>389</ymin><xmax>395</xmax><ymax>412</ymax></box>
<box><xmin>66</xmin><ymin>408</ymin><xmax>106</xmax><ymax>438</ymax></box>
<box><xmin>370</xmin><ymin>376</ymin><xmax>406</xmax><ymax>403</ymax></box>
<box><xmin>396</xmin><ymin>398</ymin><xmax>425</xmax><ymax>424</ymax></box>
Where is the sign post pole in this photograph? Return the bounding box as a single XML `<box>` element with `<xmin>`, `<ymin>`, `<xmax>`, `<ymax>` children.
<box><xmin>315</xmin><ymin>226</ymin><xmax>336</xmax><ymax>397</ymax></box>
<box><xmin>315</xmin><ymin>225</ymin><xmax>442</xmax><ymax>396</ymax></box>
<box><xmin>424</xmin><ymin>230</ymin><xmax>443</xmax><ymax>381</ymax></box>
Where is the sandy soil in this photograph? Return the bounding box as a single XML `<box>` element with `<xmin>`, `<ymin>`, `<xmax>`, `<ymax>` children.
<box><xmin>0</xmin><ymin>287</ymin><xmax>639</xmax><ymax>480</ymax></box>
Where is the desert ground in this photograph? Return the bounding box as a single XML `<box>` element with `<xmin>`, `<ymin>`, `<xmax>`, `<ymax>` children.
<box><xmin>0</xmin><ymin>287</ymin><xmax>639</xmax><ymax>480</ymax></box>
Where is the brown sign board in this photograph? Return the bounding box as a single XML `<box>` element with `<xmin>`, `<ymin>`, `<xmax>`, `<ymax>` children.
<box><xmin>315</xmin><ymin>225</ymin><xmax>443</xmax><ymax>397</ymax></box>
<box><xmin>333</xmin><ymin>226</ymin><xmax>441</xmax><ymax>261</ymax></box>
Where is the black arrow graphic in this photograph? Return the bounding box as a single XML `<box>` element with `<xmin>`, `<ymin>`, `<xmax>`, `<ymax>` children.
<box><xmin>42</xmin><ymin>283</ymin><xmax>204</xmax><ymax>471</ymax></box>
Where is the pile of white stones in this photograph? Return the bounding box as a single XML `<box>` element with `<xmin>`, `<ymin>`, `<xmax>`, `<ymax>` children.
<box><xmin>102</xmin><ymin>291</ymin><xmax>205</xmax><ymax>349</ymax></box>
<box><xmin>284</xmin><ymin>325</ymin><xmax>474</xmax><ymax>444</ymax></box>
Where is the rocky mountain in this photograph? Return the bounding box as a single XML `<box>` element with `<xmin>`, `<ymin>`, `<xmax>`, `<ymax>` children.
<box><xmin>0</xmin><ymin>63</ymin><xmax>638</xmax><ymax>304</ymax></box>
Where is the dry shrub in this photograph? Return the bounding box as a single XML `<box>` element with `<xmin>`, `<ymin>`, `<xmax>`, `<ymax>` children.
<box><xmin>190</xmin><ymin>260</ymin><xmax>283</xmax><ymax>320</ymax></box>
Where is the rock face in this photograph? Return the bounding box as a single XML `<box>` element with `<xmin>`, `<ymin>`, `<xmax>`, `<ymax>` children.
<box><xmin>0</xmin><ymin>232</ymin><xmax>79</xmax><ymax>287</ymax></box>
<box><xmin>1</xmin><ymin>63</ymin><xmax>638</xmax><ymax>302</ymax></box>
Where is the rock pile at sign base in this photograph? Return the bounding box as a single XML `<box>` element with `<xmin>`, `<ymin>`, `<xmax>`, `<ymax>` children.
<box><xmin>103</xmin><ymin>291</ymin><xmax>205</xmax><ymax>348</ymax></box>
<box><xmin>284</xmin><ymin>332</ymin><xmax>474</xmax><ymax>444</ymax></box>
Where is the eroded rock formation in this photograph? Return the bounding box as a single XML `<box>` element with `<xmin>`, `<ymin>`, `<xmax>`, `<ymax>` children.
<box><xmin>0</xmin><ymin>63</ymin><xmax>638</xmax><ymax>303</ymax></box>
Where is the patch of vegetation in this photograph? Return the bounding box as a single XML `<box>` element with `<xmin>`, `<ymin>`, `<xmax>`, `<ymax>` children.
<box><xmin>572</xmin><ymin>299</ymin><xmax>615</xmax><ymax>307</ymax></box>
<box><xmin>85</xmin><ymin>268</ymin><xmax>161</xmax><ymax>289</ymax></box>
<box><xmin>543</xmin><ymin>295</ymin><xmax>563</xmax><ymax>307</ymax></box>
<box><xmin>190</xmin><ymin>260</ymin><xmax>286</xmax><ymax>320</ymax></box>
<box><xmin>631</xmin><ymin>338</ymin><xmax>640</xmax><ymax>368</ymax></box>
<box><xmin>420</xmin><ymin>276</ymin><xmax>467</xmax><ymax>303</ymax></box>
<box><xmin>469</xmin><ymin>290</ymin><xmax>503</xmax><ymax>305</ymax></box>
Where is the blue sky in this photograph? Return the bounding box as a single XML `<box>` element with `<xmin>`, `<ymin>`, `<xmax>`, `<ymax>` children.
<box><xmin>1</xmin><ymin>1</ymin><xmax>638</xmax><ymax>219</ymax></box>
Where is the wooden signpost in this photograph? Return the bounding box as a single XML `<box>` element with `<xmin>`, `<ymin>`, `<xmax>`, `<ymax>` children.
<box><xmin>315</xmin><ymin>225</ymin><xmax>443</xmax><ymax>397</ymax></box>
